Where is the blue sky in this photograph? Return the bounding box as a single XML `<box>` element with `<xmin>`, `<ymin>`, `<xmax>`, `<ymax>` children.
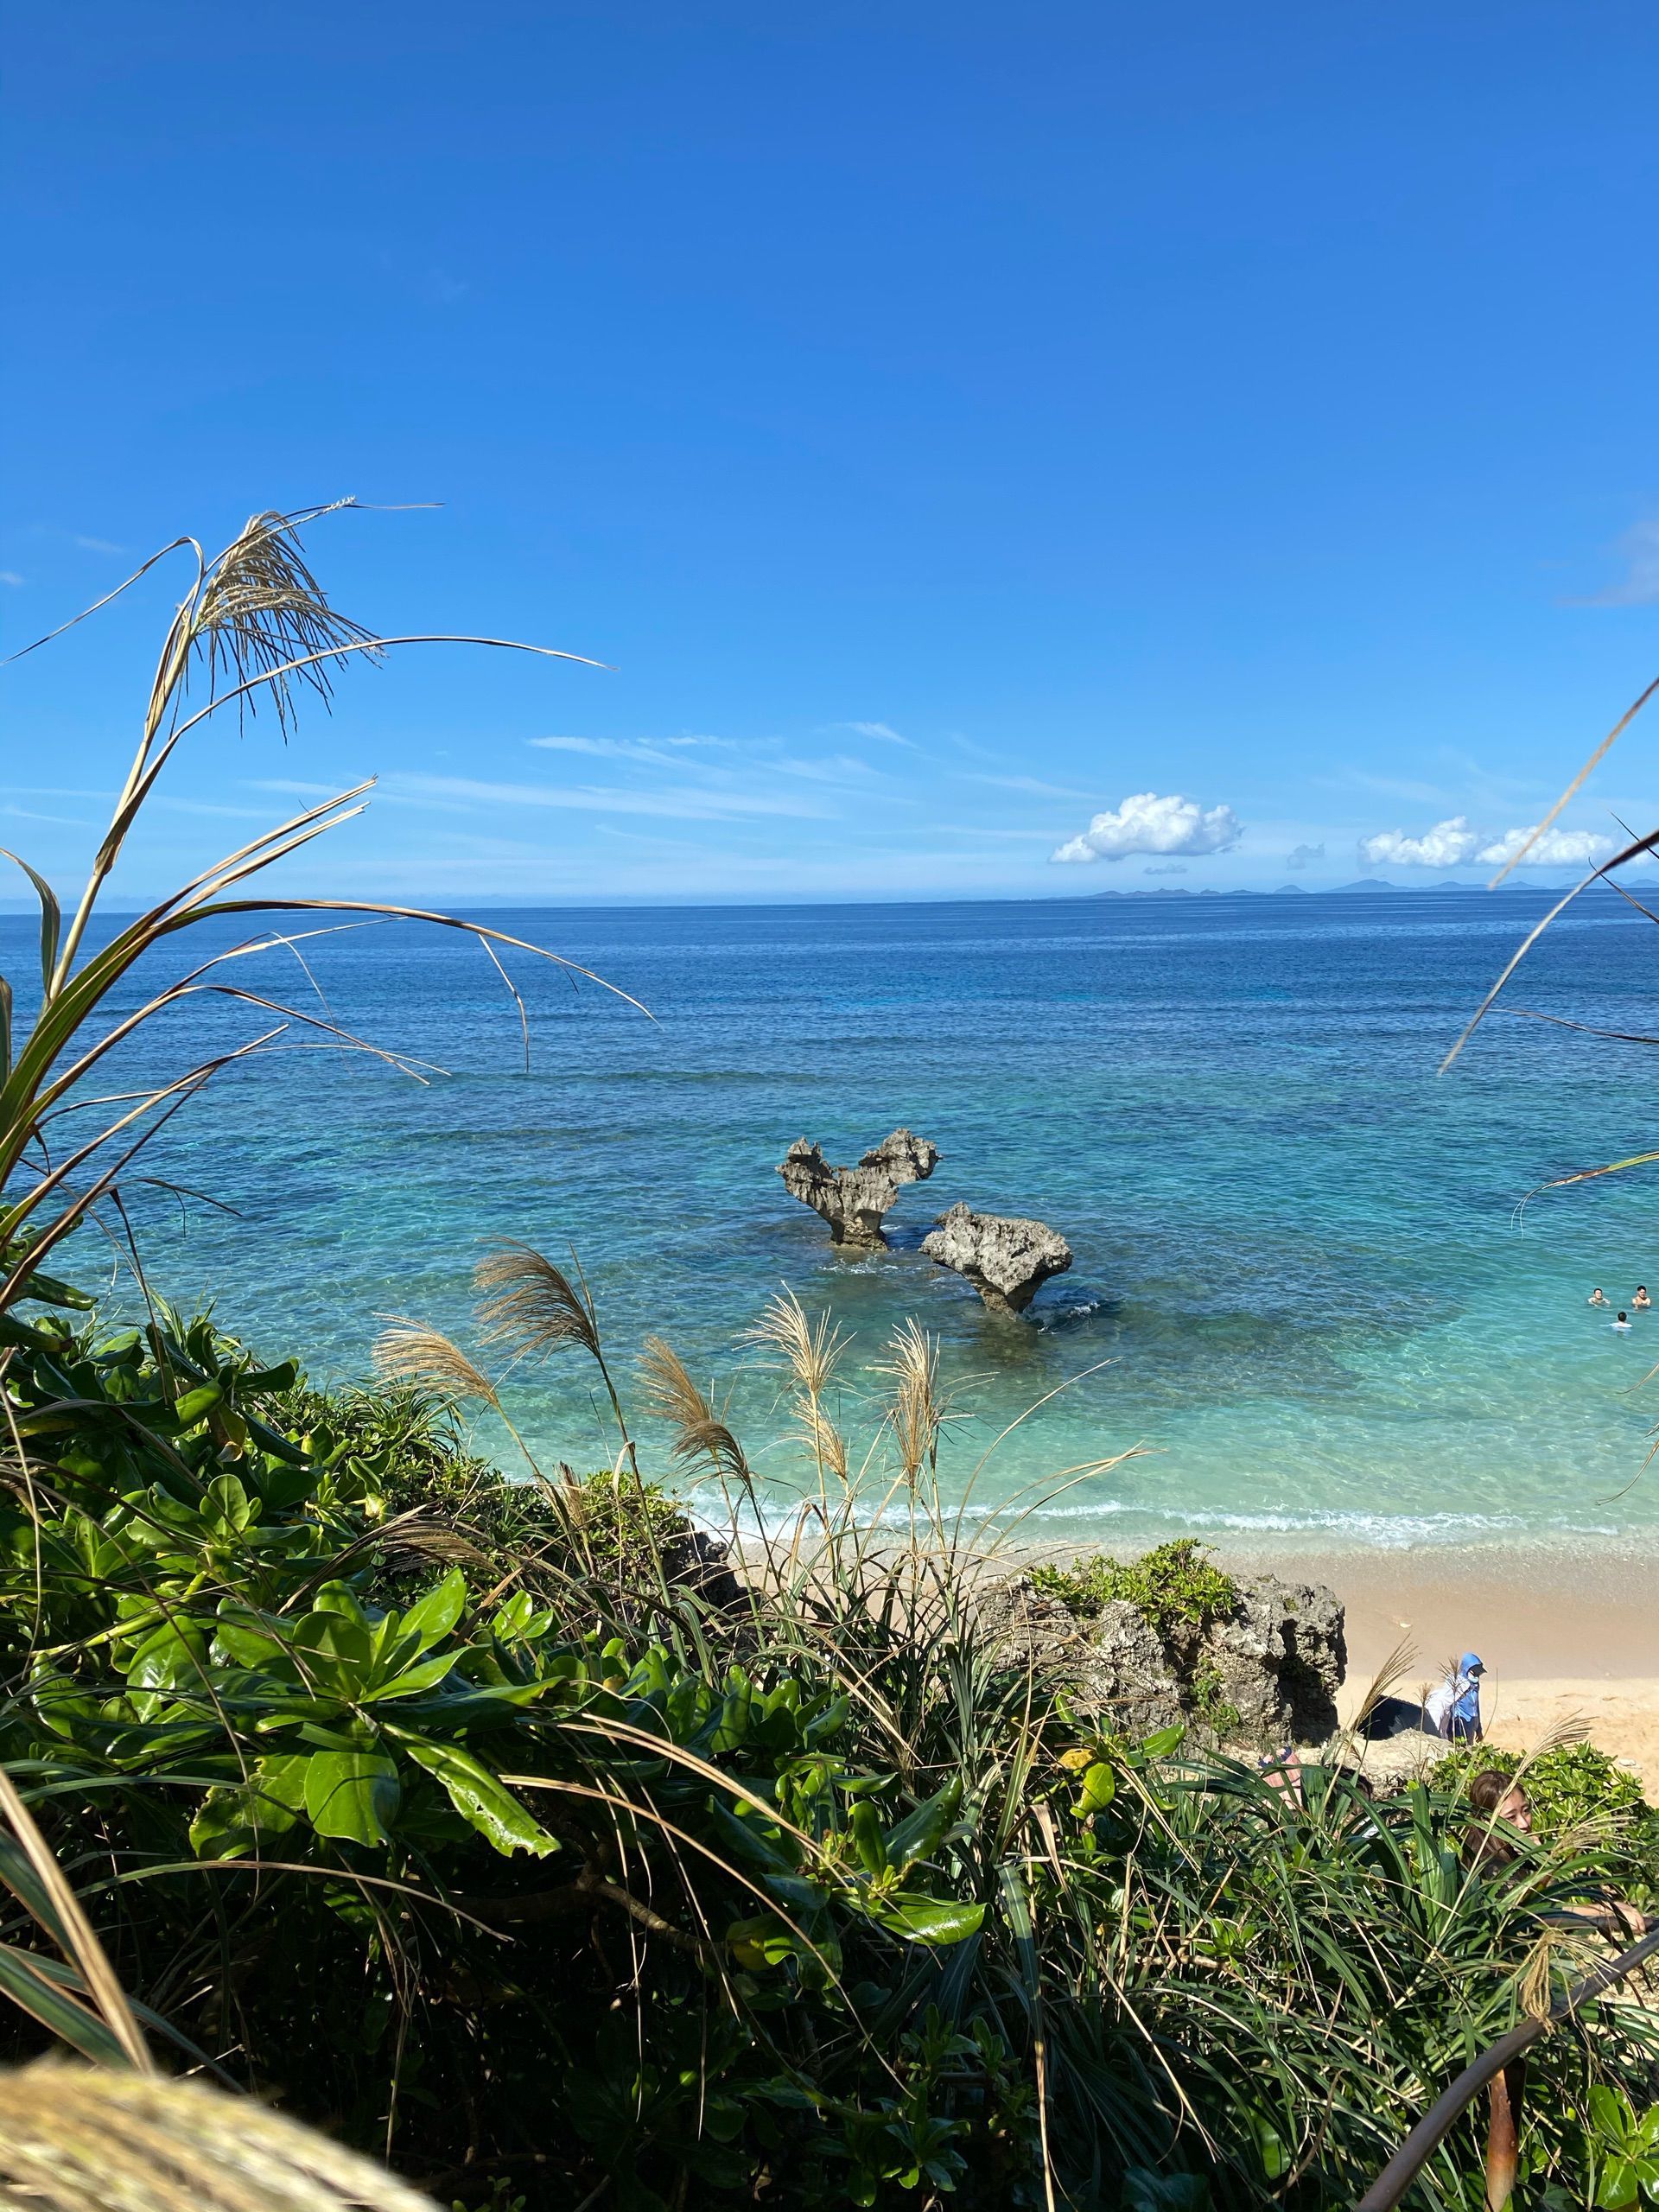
<box><xmin>4</xmin><ymin>1</ymin><xmax>1658</xmax><ymax>905</ymax></box>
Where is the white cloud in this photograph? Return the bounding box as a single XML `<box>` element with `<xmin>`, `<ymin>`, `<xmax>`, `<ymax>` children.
<box><xmin>1051</xmin><ymin>791</ymin><xmax>1243</xmax><ymax>866</ymax></box>
<box><xmin>1573</xmin><ymin>518</ymin><xmax>1659</xmax><ymax>607</ymax></box>
<box><xmin>1477</xmin><ymin>823</ymin><xmax>1617</xmax><ymax>868</ymax></box>
<box><xmin>386</xmin><ymin>772</ymin><xmax>827</xmax><ymax>822</ymax></box>
<box><xmin>1286</xmin><ymin>842</ymin><xmax>1325</xmax><ymax>870</ymax></box>
<box><xmin>844</xmin><ymin>721</ymin><xmax>916</xmax><ymax>747</ymax></box>
<box><xmin>73</xmin><ymin>534</ymin><xmax>124</xmax><ymax>555</ymax></box>
<box><xmin>1358</xmin><ymin>817</ymin><xmax>1481</xmax><ymax>868</ymax></box>
<box><xmin>772</xmin><ymin>753</ymin><xmax>888</xmax><ymax>785</ymax></box>
<box><xmin>2</xmin><ymin>803</ymin><xmax>95</xmax><ymax>827</ymax></box>
<box><xmin>0</xmin><ymin>570</ymin><xmax>22</xmax><ymax>587</ymax></box>
<box><xmin>1143</xmin><ymin>862</ymin><xmax>1188</xmax><ymax>876</ymax></box>
<box><xmin>530</xmin><ymin>735</ymin><xmax>693</xmax><ymax>765</ymax></box>
<box><xmin>969</xmin><ymin>772</ymin><xmax>1097</xmax><ymax>800</ymax></box>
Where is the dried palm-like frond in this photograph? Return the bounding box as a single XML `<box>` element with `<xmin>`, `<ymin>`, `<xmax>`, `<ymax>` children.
<box><xmin>474</xmin><ymin>1243</ymin><xmax>601</xmax><ymax>1363</ymax></box>
<box><xmin>1516</xmin><ymin>1922</ymin><xmax>1599</xmax><ymax>2024</ymax></box>
<box><xmin>193</xmin><ymin>507</ymin><xmax>381</xmax><ymax>734</ymax></box>
<box><xmin>1513</xmin><ymin>1710</ymin><xmax>1591</xmax><ymax>1767</ymax></box>
<box><xmin>0</xmin><ymin>1766</ymin><xmax>152</xmax><ymax>2073</ymax></box>
<box><xmin>876</xmin><ymin>1318</ymin><xmax>942</xmax><ymax>1485</ymax></box>
<box><xmin>371</xmin><ymin>1323</ymin><xmax>499</xmax><ymax>1408</ymax></box>
<box><xmin>0</xmin><ymin>2059</ymin><xmax>439</xmax><ymax>2210</ymax></box>
<box><xmin>1325</xmin><ymin>1635</ymin><xmax>1418</xmax><ymax>1763</ymax></box>
<box><xmin>0</xmin><ymin>499</ymin><xmax>643</xmax><ymax>1322</ymax></box>
<box><xmin>638</xmin><ymin>1337</ymin><xmax>752</xmax><ymax>1488</ymax></box>
<box><xmin>369</xmin><ymin>1522</ymin><xmax>495</xmax><ymax>1575</ymax></box>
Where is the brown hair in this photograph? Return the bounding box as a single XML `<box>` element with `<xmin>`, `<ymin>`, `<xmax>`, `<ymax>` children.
<box><xmin>1465</xmin><ymin>1769</ymin><xmax>1528</xmax><ymax>1868</ymax></box>
<box><xmin>1468</xmin><ymin>1769</ymin><xmax>1515</xmax><ymax>1815</ymax></box>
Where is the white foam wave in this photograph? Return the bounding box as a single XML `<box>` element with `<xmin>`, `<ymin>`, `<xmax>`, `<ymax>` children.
<box><xmin>681</xmin><ymin>1484</ymin><xmax>1626</xmax><ymax>1554</ymax></box>
<box><xmin>1002</xmin><ymin>1501</ymin><xmax>1623</xmax><ymax>1548</ymax></box>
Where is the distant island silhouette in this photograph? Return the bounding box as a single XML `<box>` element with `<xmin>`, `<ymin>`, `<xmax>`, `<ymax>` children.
<box><xmin>1091</xmin><ymin>877</ymin><xmax>1602</xmax><ymax>899</ymax></box>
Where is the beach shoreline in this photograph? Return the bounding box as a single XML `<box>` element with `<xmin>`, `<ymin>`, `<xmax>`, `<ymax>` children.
<box><xmin>1197</xmin><ymin>1538</ymin><xmax>1656</xmax><ymax>1681</ymax></box>
<box><xmin>1007</xmin><ymin>1532</ymin><xmax>1659</xmax><ymax>1785</ymax></box>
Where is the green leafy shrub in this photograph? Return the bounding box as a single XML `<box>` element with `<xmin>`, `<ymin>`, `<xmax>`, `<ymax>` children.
<box><xmin>1429</xmin><ymin>1740</ymin><xmax>1659</xmax><ymax>1892</ymax></box>
<box><xmin>4</xmin><ymin>1282</ymin><xmax>1659</xmax><ymax>2208</ymax></box>
<box><xmin>1187</xmin><ymin>1659</ymin><xmax>1242</xmax><ymax>1738</ymax></box>
<box><xmin>1030</xmin><ymin>1539</ymin><xmax>1239</xmax><ymax>1644</ymax></box>
<box><xmin>1032</xmin><ymin>1541</ymin><xmax>1243</xmax><ymax>1733</ymax></box>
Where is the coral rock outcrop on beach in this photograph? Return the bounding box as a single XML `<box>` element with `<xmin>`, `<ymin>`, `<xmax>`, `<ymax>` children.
<box><xmin>977</xmin><ymin>1571</ymin><xmax>1345</xmax><ymax>1745</ymax></box>
<box><xmin>920</xmin><ymin>1201</ymin><xmax>1072</xmax><ymax>1313</ymax></box>
<box><xmin>777</xmin><ymin>1128</ymin><xmax>940</xmax><ymax>1248</ymax></box>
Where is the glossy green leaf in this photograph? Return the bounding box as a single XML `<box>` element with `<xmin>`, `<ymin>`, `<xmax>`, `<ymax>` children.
<box><xmin>303</xmin><ymin>1749</ymin><xmax>400</xmax><ymax>1845</ymax></box>
<box><xmin>849</xmin><ymin>1798</ymin><xmax>888</xmax><ymax>1878</ymax></box>
<box><xmin>704</xmin><ymin>1799</ymin><xmax>801</xmax><ymax>1875</ymax></box>
<box><xmin>397</xmin><ymin>1734</ymin><xmax>556</xmax><ymax>1857</ymax></box>
<box><xmin>363</xmin><ymin>1649</ymin><xmax>460</xmax><ymax>1702</ymax></box>
<box><xmin>171</xmin><ymin>1382</ymin><xmax>223</xmax><ymax>1427</ymax></box>
<box><xmin>396</xmin><ymin>1568</ymin><xmax>467</xmax><ymax>1653</ymax></box>
<box><xmin>238</xmin><ymin>1359</ymin><xmax>298</xmax><ymax>1392</ymax></box>
<box><xmin>883</xmin><ymin>1780</ymin><xmax>960</xmax><ymax>1872</ymax></box>
<box><xmin>190</xmin><ymin>1753</ymin><xmax>309</xmax><ymax>1859</ymax></box>
<box><xmin>726</xmin><ymin>1914</ymin><xmax>799</xmax><ymax>1969</ymax></box>
<box><xmin>865</xmin><ymin>1895</ymin><xmax>983</xmax><ymax>1945</ymax></box>
<box><xmin>1074</xmin><ymin>1761</ymin><xmax>1117</xmax><ymax>1816</ymax></box>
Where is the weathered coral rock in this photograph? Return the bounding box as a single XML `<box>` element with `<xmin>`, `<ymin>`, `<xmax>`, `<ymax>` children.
<box><xmin>920</xmin><ymin>1201</ymin><xmax>1072</xmax><ymax>1313</ymax></box>
<box><xmin>1199</xmin><ymin>1575</ymin><xmax>1346</xmax><ymax>1743</ymax></box>
<box><xmin>777</xmin><ymin>1128</ymin><xmax>939</xmax><ymax>1248</ymax></box>
<box><xmin>659</xmin><ymin>1524</ymin><xmax>745</xmax><ymax>1612</ymax></box>
<box><xmin>976</xmin><ymin>1579</ymin><xmax>1183</xmax><ymax>1736</ymax></box>
<box><xmin>977</xmin><ymin>1569</ymin><xmax>1345</xmax><ymax>1746</ymax></box>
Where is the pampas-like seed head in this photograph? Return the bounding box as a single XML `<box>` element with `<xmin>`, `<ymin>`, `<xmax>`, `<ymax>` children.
<box><xmin>746</xmin><ymin>1288</ymin><xmax>848</xmax><ymax>1402</ymax></box>
<box><xmin>0</xmin><ymin>2058</ymin><xmax>440</xmax><ymax>2209</ymax></box>
<box><xmin>638</xmin><ymin>1336</ymin><xmax>752</xmax><ymax>1485</ymax></box>
<box><xmin>878</xmin><ymin>1318</ymin><xmax>941</xmax><ymax>1484</ymax></box>
<box><xmin>746</xmin><ymin>1290</ymin><xmax>850</xmax><ymax>1484</ymax></box>
<box><xmin>371</xmin><ymin>1321</ymin><xmax>499</xmax><ymax>1408</ymax></box>
<box><xmin>193</xmin><ymin>508</ymin><xmax>380</xmax><ymax>734</ymax></box>
<box><xmin>473</xmin><ymin>1243</ymin><xmax>601</xmax><ymax>1366</ymax></box>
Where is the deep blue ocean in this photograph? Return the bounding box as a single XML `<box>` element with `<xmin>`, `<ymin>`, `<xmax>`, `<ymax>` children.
<box><xmin>15</xmin><ymin>888</ymin><xmax>1659</xmax><ymax>1557</ymax></box>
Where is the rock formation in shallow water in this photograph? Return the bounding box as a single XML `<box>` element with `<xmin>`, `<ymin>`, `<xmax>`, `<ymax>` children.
<box><xmin>777</xmin><ymin>1128</ymin><xmax>940</xmax><ymax>1248</ymax></box>
<box><xmin>920</xmin><ymin>1201</ymin><xmax>1072</xmax><ymax>1313</ymax></box>
<box><xmin>976</xmin><ymin>1571</ymin><xmax>1345</xmax><ymax>1745</ymax></box>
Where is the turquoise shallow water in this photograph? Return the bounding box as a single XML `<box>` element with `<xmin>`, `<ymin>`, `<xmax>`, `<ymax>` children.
<box><xmin>16</xmin><ymin>889</ymin><xmax>1659</xmax><ymax>1554</ymax></box>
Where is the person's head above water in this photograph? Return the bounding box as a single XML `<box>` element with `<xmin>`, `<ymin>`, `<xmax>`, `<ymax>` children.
<box><xmin>1590</xmin><ymin>1287</ymin><xmax>1606</xmax><ymax>1302</ymax></box>
<box><xmin>1619</xmin><ymin>1312</ymin><xmax>1630</xmax><ymax>1323</ymax></box>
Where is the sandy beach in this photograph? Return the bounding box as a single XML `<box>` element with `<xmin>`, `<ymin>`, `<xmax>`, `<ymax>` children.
<box><xmin>1213</xmin><ymin>1541</ymin><xmax>1659</xmax><ymax>1788</ymax></box>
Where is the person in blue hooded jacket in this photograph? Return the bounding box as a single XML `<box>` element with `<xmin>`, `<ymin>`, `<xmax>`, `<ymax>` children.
<box><xmin>1425</xmin><ymin>1653</ymin><xmax>1484</xmax><ymax>1740</ymax></box>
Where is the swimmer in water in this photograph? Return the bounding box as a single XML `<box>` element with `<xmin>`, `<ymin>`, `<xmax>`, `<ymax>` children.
<box><xmin>1614</xmin><ymin>1312</ymin><xmax>1633</xmax><ymax>1332</ymax></box>
<box><xmin>1636</xmin><ymin>1287</ymin><xmax>1652</xmax><ymax>1311</ymax></box>
<box><xmin>1588</xmin><ymin>1287</ymin><xmax>1607</xmax><ymax>1306</ymax></box>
